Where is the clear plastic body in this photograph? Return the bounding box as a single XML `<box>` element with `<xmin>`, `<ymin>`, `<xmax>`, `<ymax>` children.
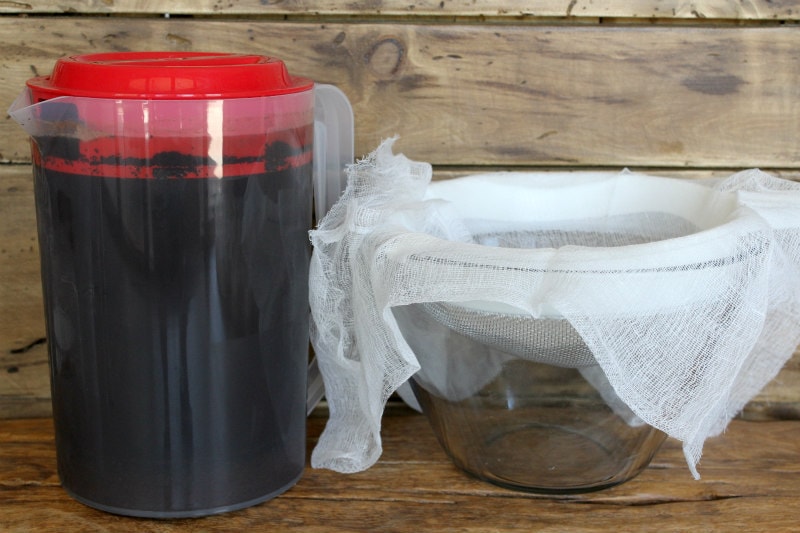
<box><xmin>12</xmin><ymin>90</ymin><xmax>321</xmax><ymax>517</ymax></box>
<box><xmin>395</xmin><ymin>303</ymin><xmax>667</xmax><ymax>493</ymax></box>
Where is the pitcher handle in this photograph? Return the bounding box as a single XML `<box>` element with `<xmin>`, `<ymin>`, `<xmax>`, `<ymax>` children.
<box><xmin>307</xmin><ymin>84</ymin><xmax>354</xmax><ymax>415</ymax></box>
<box><xmin>313</xmin><ymin>84</ymin><xmax>354</xmax><ymax>221</ymax></box>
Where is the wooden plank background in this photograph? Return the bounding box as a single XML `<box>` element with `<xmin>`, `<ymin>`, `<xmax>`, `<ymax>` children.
<box><xmin>3</xmin><ymin>20</ymin><xmax>800</xmax><ymax>167</ymax></box>
<box><xmin>1</xmin><ymin>0</ymin><xmax>799</xmax><ymax>19</ymax></box>
<box><xmin>1</xmin><ymin>2</ymin><xmax>799</xmax><ymax>419</ymax></box>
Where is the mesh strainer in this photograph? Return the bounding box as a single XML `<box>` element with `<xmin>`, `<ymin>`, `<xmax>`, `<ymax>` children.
<box><xmin>419</xmin><ymin>301</ymin><xmax>594</xmax><ymax>368</ymax></box>
<box><xmin>407</xmin><ymin>210</ymin><xmax>751</xmax><ymax>371</ymax></box>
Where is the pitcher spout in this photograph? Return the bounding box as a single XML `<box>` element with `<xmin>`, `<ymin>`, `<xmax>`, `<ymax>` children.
<box><xmin>8</xmin><ymin>89</ymin><xmax>79</xmax><ymax>139</ymax></box>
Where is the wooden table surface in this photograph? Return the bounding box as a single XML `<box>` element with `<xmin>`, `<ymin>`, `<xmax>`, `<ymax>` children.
<box><xmin>1</xmin><ymin>407</ymin><xmax>798</xmax><ymax>532</ymax></box>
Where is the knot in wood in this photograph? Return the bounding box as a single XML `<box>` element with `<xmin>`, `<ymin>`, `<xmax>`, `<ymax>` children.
<box><xmin>364</xmin><ymin>37</ymin><xmax>405</xmax><ymax>78</ymax></box>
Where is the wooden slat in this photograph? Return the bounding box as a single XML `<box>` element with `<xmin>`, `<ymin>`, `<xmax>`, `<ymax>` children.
<box><xmin>0</xmin><ymin>415</ymin><xmax>799</xmax><ymax>531</ymax></box>
<box><xmin>2</xmin><ymin>164</ymin><xmax>798</xmax><ymax>419</ymax></box>
<box><xmin>0</xmin><ymin>165</ymin><xmax>48</xmax><ymax>419</ymax></box>
<box><xmin>0</xmin><ymin>0</ymin><xmax>798</xmax><ymax>20</ymax></box>
<box><xmin>2</xmin><ymin>19</ymin><xmax>800</xmax><ymax>168</ymax></box>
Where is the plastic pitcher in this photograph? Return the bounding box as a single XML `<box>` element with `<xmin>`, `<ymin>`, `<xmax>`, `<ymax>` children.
<box><xmin>8</xmin><ymin>52</ymin><xmax>353</xmax><ymax>518</ymax></box>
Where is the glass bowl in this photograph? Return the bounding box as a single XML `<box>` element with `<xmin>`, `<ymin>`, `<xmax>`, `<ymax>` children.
<box><xmin>394</xmin><ymin>302</ymin><xmax>667</xmax><ymax>493</ymax></box>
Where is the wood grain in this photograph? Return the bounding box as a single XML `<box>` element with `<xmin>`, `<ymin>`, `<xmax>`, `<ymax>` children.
<box><xmin>0</xmin><ymin>413</ymin><xmax>798</xmax><ymax>531</ymax></box>
<box><xmin>0</xmin><ymin>0</ymin><xmax>797</xmax><ymax>20</ymax></box>
<box><xmin>2</xmin><ymin>19</ymin><xmax>800</xmax><ymax>168</ymax></box>
<box><xmin>0</xmin><ymin>166</ymin><xmax>48</xmax><ymax>419</ymax></box>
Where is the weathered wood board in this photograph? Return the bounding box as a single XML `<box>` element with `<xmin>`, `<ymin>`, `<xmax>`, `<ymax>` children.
<box><xmin>1</xmin><ymin>414</ymin><xmax>799</xmax><ymax>531</ymax></box>
<box><xmin>0</xmin><ymin>166</ymin><xmax>48</xmax><ymax>419</ymax></box>
<box><xmin>2</xmin><ymin>19</ymin><xmax>800</xmax><ymax>169</ymax></box>
<box><xmin>1</xmin><ymin>0</ymin><xmax>798</xmax><ymax>20</ymax></box>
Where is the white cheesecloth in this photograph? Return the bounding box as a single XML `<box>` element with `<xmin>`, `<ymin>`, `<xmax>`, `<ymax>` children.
<box><xmin>308</xmin><ymin>138</ymin><xmax>800</xmax><ymax>478</ymax></box>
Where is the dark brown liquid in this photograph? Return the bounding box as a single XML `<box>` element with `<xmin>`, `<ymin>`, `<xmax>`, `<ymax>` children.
<box><xmin>33</xmin><ymin>136</ymin><xmax>312</xmax><ymax>517</ymax></box>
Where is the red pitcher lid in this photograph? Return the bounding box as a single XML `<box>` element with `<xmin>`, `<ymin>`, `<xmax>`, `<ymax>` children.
<box><xmin>26</xmin><ymin>51</ymin><xmax>314</xmax><ymax>100</ymax></box>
